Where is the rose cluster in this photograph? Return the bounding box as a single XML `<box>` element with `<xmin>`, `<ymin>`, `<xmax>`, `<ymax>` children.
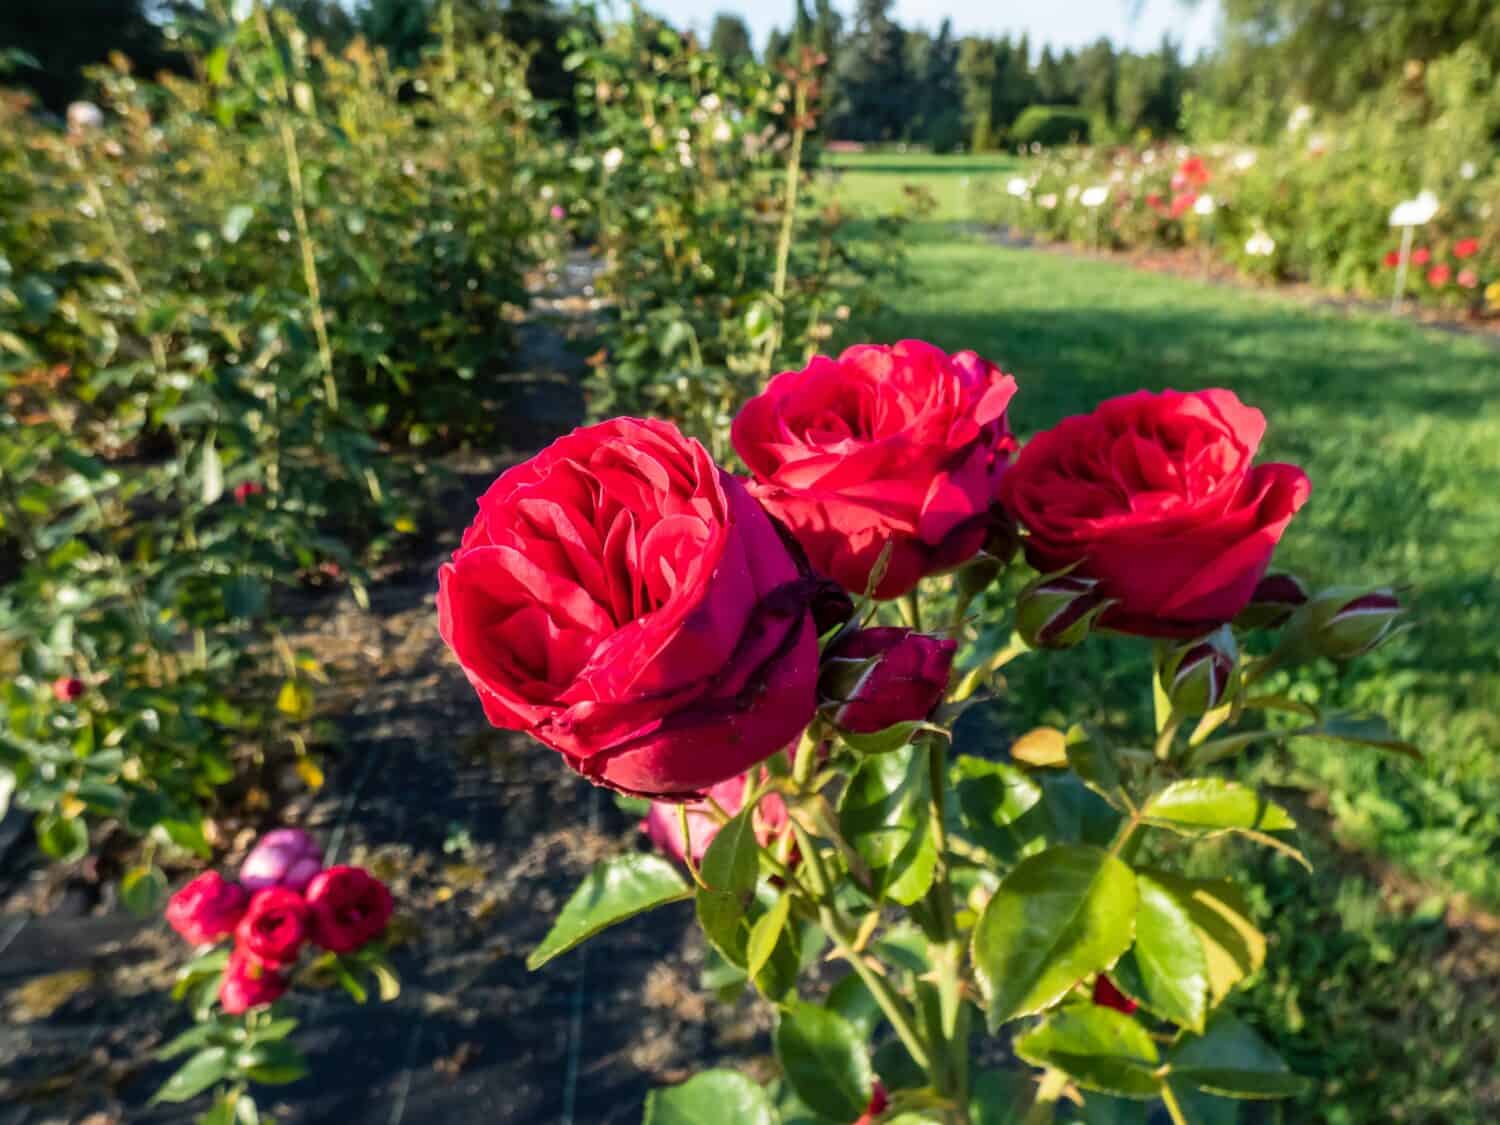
<box><xmin>165</xmin><ymin>829</ymin><xmax>394</xmax><ymax>1014</ymax></box>
<box><xmin>438</xmin><ymin>339</ymin><xmax>1320</xmax><ymax>800</ymax></box>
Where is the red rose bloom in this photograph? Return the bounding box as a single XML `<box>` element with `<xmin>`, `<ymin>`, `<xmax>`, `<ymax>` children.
<box><xmin>1411</xmin><ymin>247</ymin><xmax>1431</xmax><ymax>266</ymax></box>
<box><xmin>1454</xmin><ymin>238</ymin><xmax>1479</xmax><ymax>259</ymax></box>
<box><xmin>1000</xmin><ymin>389</ymin><xmax>1310</xmax><ymax>637</ymax></box>
<box><xmin>232</xmin><ymin>481</ymin><xmax>264</xmax><ymax>504</ymax></box>
<box><xmin>642</xmin><ymin>769</ymin><xmax>791</xmax><ymax>867</ymax></box>
<box><xmin>1176</xmin><ymin>155</ymin><xmax>1211</xmax><ymax>187</ymax></box>
<box><xmin>166</xmin><ymin>871</ymin><xmax>249</xmax><ymax>946</ymax></box>
<box><xmin>220</xmin><ymin>948</ymin><xmax>289</xmax><ymax>1014</ymax></box>
<box><xmin>1093</xmin><ymin>974</ymin><xmax>1139</xmax><ymax>1014</ymax></box>
<box><xmin>235</xmin><ymin>887</ymin><xmax>312</xmax><ymax>967</ymax></box>
<box><xmin>1382</xmin><ymin>249</ymin><xmax>1400</xmax><ymax>268</ymax></box>
<box><xmin>1427</xmin><ymin>264</ymin><xmax>1451</xmax><ymax>286</ymax></box>
<box><xmin>732</xmin><ymin>340</ymin><xmax>1018</xmax><ymax>600</ymax></box>
<box><xmin>305</xmin><ymin>865</ymin><xmax>393</xmax><ymax>953</ymax></box>
<box><xmin>820</xmin><ymin>627</ymin><xmax>956</xmax><ymax>733</ymax></box>
<box><xmin>438</xmin><ymin>418</ymin><xmax>832</xmax><ymax>797</ymax></box>
<box><xmin>1168</xmin><ymin>191</ymin><xmax>1196</xmax><ymax>219</ymax></box>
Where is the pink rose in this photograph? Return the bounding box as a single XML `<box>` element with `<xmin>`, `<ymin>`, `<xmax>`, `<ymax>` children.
<box><xmin>732</xmin><ymin>340</ymin><xmax>1018</xmax><ymax>600</ymax></box>
<box><xmin>305</xmin><ymin>865</ymin><xmax>393</xmax><ymax>953</ymax></box>
<box><xmin>235</xmin><ymin>887</ymin><xmax>312</xmax><ymax>968</ymax></box>
<box><xmin>642</xmin><ymin>770</ymin><xmax>790</xmax><ymax>866</ymax></box>
<box><xmin>438</xmin><ymin>418</ymin><xmax>834</xmax><ymax>797</ymax></box>
<box><xmin>166</xmin><ymin>871</ymin><xmax>249</xmax><ymax>946</ymax></box>
<box><xmin>240</xmin><ymin>828</ymin><xmax>323</xmax><ymax>893</ymax></box>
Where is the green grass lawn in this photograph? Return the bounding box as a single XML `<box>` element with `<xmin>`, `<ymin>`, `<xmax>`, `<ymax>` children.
<box><xmin>820</xmin><ymin>150</ymin><xmax>1019</xmax><ymax>221</ymax></box>
<box><xmin>826</xmin><ymin>159</ymin><xmax>1500</xmax><ymax>1120</ymax></box>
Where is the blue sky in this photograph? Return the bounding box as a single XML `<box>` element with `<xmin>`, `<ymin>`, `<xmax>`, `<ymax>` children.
<box><xmin>633</xmin><ymin>0</ymin><xmax>1222</xmax><ymax>57</ymax></box>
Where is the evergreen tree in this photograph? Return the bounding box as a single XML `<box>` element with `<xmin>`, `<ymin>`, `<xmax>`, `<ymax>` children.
<box><xmin>919</xmin><ymin>18</ymin><xmax>963</xmax><ymax>151</ymax></box>
<box><xmin>0</xmin><ymin>0</ymin><xmax>176</xmax><ymax>108</ymax></box>
<box><xmin>832</xmin><ymin>0</ymin><xmax>913</xmax><ymax>141</ymax></box>
<box><xmin>708</xmin><ymin>13</ymin><xmax>753</xmax><ymax>64</ymax></box>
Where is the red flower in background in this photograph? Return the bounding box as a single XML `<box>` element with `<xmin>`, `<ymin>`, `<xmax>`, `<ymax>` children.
<box><xmin>642</xmin><ymin>768</ymin><xmax>791</xmax><ymax>868</ymax></box>
<box><xmin>219</xmin><ymin>948</ymin><xmax>289</xmax><ymax>1014</ymax></box>
<box><xmin>1458</xmin><ymin>268</ymin><xmax>1479</xmax><ymax>289</ymax></box>
<box><xmin>1412</xmin><ymin>247</ymin><xmax>1432</xmax><ymax>266</ymax></box>
<box><xmin>50</xmin><ymin>676</ymin><xmax>86</xmax><ymax>702</ymax></box>
<box><xmin>235</xmin><ymin>887</ymin><xmax>312</xmax><ymax>968</ymax></box>
<box><xmin>1428</xmin><ymin>264</ymin><xmax>1451</xmax><ymax>286</ymax></box>
<box><xmin>1172</xmin><ymin>155</ymin><xmax>1211</xmax><ymax>191</ymax></box>
<box><xmin>1093</xmin><ymin>975</ymin><xmax>1139</xmax><ymax>1014</ymax></box>
<box><xmin>233</xmin><ymin>481</ymin><xmax>264</xmax><ymax>504</ymax></box>
<box><xmin>166</xmin><ymin>871</ymin><xmax>249</xmax><ymax>946</ymax></box>
<box><xmin>1382</xmin><ymin>250</ymin><xmax>1401</xmax><ymax>268</ymax></box>
<box><xmin>305</xmin><ymin>865</ymin><xmax>393</xmax><ymax>953</ymax></box>
<box><xmin>1169</xmin><ymin>192</ymin><xmax>1197</xmax><ymax>219</ymax></box>
<box><xmin>1454</xmin><ymin>238</ymin><xmax>1480</xmax><ymax>259</ymax></box>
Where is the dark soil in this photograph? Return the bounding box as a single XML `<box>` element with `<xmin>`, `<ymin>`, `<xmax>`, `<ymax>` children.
<box><xmin>0</xmin><ymin>253</ymin><xmax>773</xmax><ymax>1125</ymax></box>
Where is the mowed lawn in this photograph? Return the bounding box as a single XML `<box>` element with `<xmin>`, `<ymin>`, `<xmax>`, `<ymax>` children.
<box><xmin>822</xmin><ymin>156</ymin><xmax>1500</xmax><ymax>1121</ymax></box>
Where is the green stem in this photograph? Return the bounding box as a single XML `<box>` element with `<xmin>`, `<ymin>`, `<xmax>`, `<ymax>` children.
<box><xmin>923</xmin><ymin>734</ymin><xmax>970</xmax><ymax>1116</ymax></box>
<box><xmin>904</xmin><ymin>589</ymin><xmax>924</xmax><ymax>633</ymax></box>
<box><xmin>788</xmin><ymin>820</ymin><xmax>932</xmax><ymax>1074</ymax></box>
<box><xmin>1160</xmin><ymin>1080</ymin><xmax>1190</xmax><ymax>1125</ymax></box>
<box><xmin>1153</xmin><ymin>711</ymin><xmax>1185</xmax><ymax>762</ymax></box>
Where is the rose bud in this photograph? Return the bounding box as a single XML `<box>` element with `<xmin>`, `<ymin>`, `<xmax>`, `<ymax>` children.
<box><xmin>240</xmin><ymin>828</ymin><xmax>323</xmax><ymax>893</ymax></box>
<box><xmin>1160</xmin><ymin>626</ymin><xmax>1238</xmax><ymax>714</ymax></box>
<box><xmin>305</xmin><ymin>865</ymin><xmax>394</xmax><ymax>954</ymax></box>
<box><xmin>1233</xmin><ymin>571</ymin><xmax>1309</xmax><ymax>631</ymax></box>
<box><xmin>1015</xmin><ymin>572</ymin><xmax>1116</xmax><ymax>650</ymax></box>
<box><xmin>235</xmin><ymin>887</ymin><xmax>313</xmax><ymax>968</ymax></box>
<box><xmin>642</xmin><ymin>770</ymin><xmax>790</xmax><ymax>867</ymax></box>
<box><xmin>820</xmin><ymin>627</ymin><xmax>956</xmax><ymax>734</ymax></box>
<box><xmin>219</xmin><ymin>947</ymin><xmax>290</xmax><ymax>1015</ymax></box>
<box><xmin>50</xmin><ymin>676</ymin><xmax>86</xmax><ymax>703</ymax></box>
<box><xmin>1092</xmin><ymin>974</ymin><xmax>1139</xmax><ymax>1014</ymax></box>
<box><xmin>1301</xmin><ymin>586</ymin><xmax>1403</xmax><ymax>660</ymax></box>
<box><xmin>853</xmin><ymin>1079</ymin><xmax>890</xmax><ymax>1125</ymax></box>
<box><xmin>166</xmin><ymin>871</ymin><xmax>250</xmax><ymax>946</ymax></box>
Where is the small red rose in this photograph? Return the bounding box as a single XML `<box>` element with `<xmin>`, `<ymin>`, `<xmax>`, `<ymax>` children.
<box><xmin>1093</xmin><ymin>974</ymin><xmax>1139</xmax><ymax>1014</ymax></box>
<box><xmin>220</xmin><ymin>947</ymin><xmax>289</xmax><ymax>1014</ymax></box>
<box><xmin>1428</xmin><ymin>264</ymin><xmax>1451</xmax><ymax>286</ymax></box>
<box><xmin>820</xmin><ymin>627</ymin><xmax>956</xmax><ymax>734</ymax></box>
<box><xmin>1411</xmin><ymin>247</ymin><xmax>1431</xmax><ymax>266</ymax></box>
<box><xmin>305</xmin><ymin>865</ymin><xmax>393</xmax><ymax>953</ymax></box>
<box><xmin>1382</xmin><ymin>249</ymin><xmax>1400</xmax><ymax>268</ymax></box>
<box><xmin>233</xmin><ymin>481</ymin><xmax>264</xmax><ymax>504</ymax></box>
<box><xmin>50</xmin><ymin>676</ymin><xmax>86</xmax><ymax>703</ymax></box>
<box><xmin>166</xmin><ymin>870</ymin><xmax>249</xmax><ymax>946</ymax></box>
<box><xmin>235</xmin><ymin>886</ymin><xmax>312</xmax><ymax>967</ymax></box>
<box><xmin>1454</xmin><ymin>238</ymin><xmax>1480</xmax><ymax>259</ymax></box>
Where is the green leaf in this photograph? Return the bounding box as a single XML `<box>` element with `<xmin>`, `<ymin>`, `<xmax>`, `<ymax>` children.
<box><xmin>334</xmin><ymin>958</ymin><xmax>368</xmax><ymax>1004</ymax></box>
<box><xmin>121</xmin><ymin>864</ymin><xmax>169</xmax><ymax>918</ymax></box>
<box><xmin>162</xmin><ymin>817</ymin><xmax>213</xmax><ymax>859</ymax></box>
<box><xmin>155</xmin><ymin>1022</ymin><xmax>220</xmax><ymax>1061</ymax></box>
<box><xmin>1064</xmin><ymin>726</ymin><xmax>1124</xmax><ymax>805</ymax></box>
<box><xmin>199</xmin><ymin>1089</ymin><xmax>238</xmax><ymax>1125</ymax></box>
<box><xmin>125</xmin><ymin>788</ymin><xmax>170</xmax><ymax>833</ymax></box>
<box><xmin>746</xmin><ymin>893</ymin><xmax>791</xmax><ymax>980</ymax></box>
<box><xmin>239</xmin><ymin>1040</ymin><xmax>310</xmax><ymax>1085</ymax></box>
<box><xmin>1142</xmin><ymin>872</ymin><xmax>1264</xmax><ymax>1005</ymax></box>
<box><xmin>252</xmin><ymin>1017</ymin><xmax>298</xmax><ymax>1042</ymax></box>
<box><xmin>643</xmin><ymin>1069</ymin><xmax>777</xmax><ymax>1125</ymax></box>
<box><xmin>1113</xmin><ymin>874</ymin><xmax>1208</xmax><ymax>1032</ymax></box>
<box><xmin>840</xmin><ymin>721</ymin><xmax>921</xmax><ymax>754</ymax></box>
<box><xmin>972</xmin><ymin>844</ymin><xmax>1137</xmax><ymax>1027</ymax></box>
<box><xmin>1142</xmin><ymin>780</ymin><xmax>1295</xmax><ymax>834</ymax></box>
<box><xmin>1015</xmin><ymin>1003</ymin><xmax>1162</xmax><ymax>1099</ymax></box>
<box><xmin>952</xmin><ymin>754</ymin><xmax>1046</xmax><ymax>863</ymax></box>
<box><xmin>1168</xmin><ymin>1013</ymin><xmax>1311</xmax><ymax>1098</ymax></box>
<box><xmin>969</xmin><ymin>1069</ymin><xmax>1032</xmax><ymax>1125</ymax></box>
<box><xmin>152</xmin><ymin>1046</ymin><xmax>231</xmax><ymax>1104</ymax></box>
<box><xmin>221</xmin><ymin>205</ymin><xmax>255</xmax><ymax>244</ymax></box>
<box><xmin>1299</xmin><ymin>713</ymin><xmax>1422</xmax><ymax>760</ymax></box>
<box><xmin>37</xmin><ymin>812</ymin><xmax>88</xmax><ymax>862</ymax></box>
<box><xmin>774</xmin><ymin>1002</ymin><xmax>874</xmax><ymax>1121</ymax></box>
<box><xmin>696</xmin><ymin>888</ymin><xmax>749</xmax><ymax>967</ymax></box>
<box><xmin>527</xmin><ymin>853</ymin><xmax>691</xmax><ymax>969</ymax></box>
<box><xmin>826</xmin><ymin>973</ymin><xmax>881</xmax><ymax>1039</ymax></box>
<box><xmin>838</xmin><ymin>743</ymin><xmax>937</xmax><ymax>905</ymax></box>
<box><xmin>700</xmin><ymin>807</ymin><xmax>761</xmax><ymax>895</ymax></box>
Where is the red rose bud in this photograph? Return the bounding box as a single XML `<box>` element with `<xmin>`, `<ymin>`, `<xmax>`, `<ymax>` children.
<box><xmin>240</xmin><ymin>828</ymin><xmax>323</xmax><ymax>893</ymax></box>
<box><xmin>166</xmin><ymin>870</ymin><xmax>250</xmax><ymax>946</ymax></box>
<box><xmin>235</xmin><ymin>887</ymin><xmax>313</xmax><ymax>968</ymax></box>
<box><xmin>219</xmin><ymin>947</ymin><xmax>289</xmax><ymax>1014</ymax></box>
<box><xmin>1234</xmin><ymin>571</ymin><xmax>1309</xmax><ymax>630</ymax></box>
<box><xmin>642</xmin><ymin>769</ymin><xmax>790</xmax><ymax>867</ymax></box>
<box><xmin>1015</xmin><ymin>573</ymin><xmax>1115</xmax><ymax>650</ymax></box>
<box><xmin>50</xmin><ymin>676</ymin><xmax>86</xmax><ymax>703</ymax></box>
<box><xmin>853</xmin><ymin>1079</ymin><xmax>890</xmax><ymax>1124</ymax></box>
<box><xmin>1302</xmin><ymin>586</ymin><xmax>1403</xmax><ymax>660</ymax></box>
<box><xmin>1161</xmin><ymin>627</ymin><xmax>1237</xmax><ymax>713</ymax></box>
<box><xmin>820</xmin><ymin>627</ymin><xmax>956</xmax><ymax>734</ymax></box>
<box><xmin>1092</xmin><ymin>974</ymin><xmax>1139</xmax><ymax>1014</ymax></box>
<box><xmin>305</xmin><ymin>865</ymin><xmax>393</xmax><ymax>953</ymax></box>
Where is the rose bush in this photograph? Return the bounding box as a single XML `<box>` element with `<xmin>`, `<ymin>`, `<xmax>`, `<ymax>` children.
<box><xmin>484</xmin><ymin>344</ymin><xmax>1415</xmax><ymax>1125</ymax></box>
<box><xmin>733</xmin><ymin>340</ymin><xmax>1018</xmax><ymax>599</ymax></box>
<box><xmin>1000</xmin><ymin>388</ymin><xmax>1310</xmax><ymax>637</ymax></box>
<box><xmin>437</xmin><ymin>417</ymin><xmax>839</xmax><ymax>798</ymax></box>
